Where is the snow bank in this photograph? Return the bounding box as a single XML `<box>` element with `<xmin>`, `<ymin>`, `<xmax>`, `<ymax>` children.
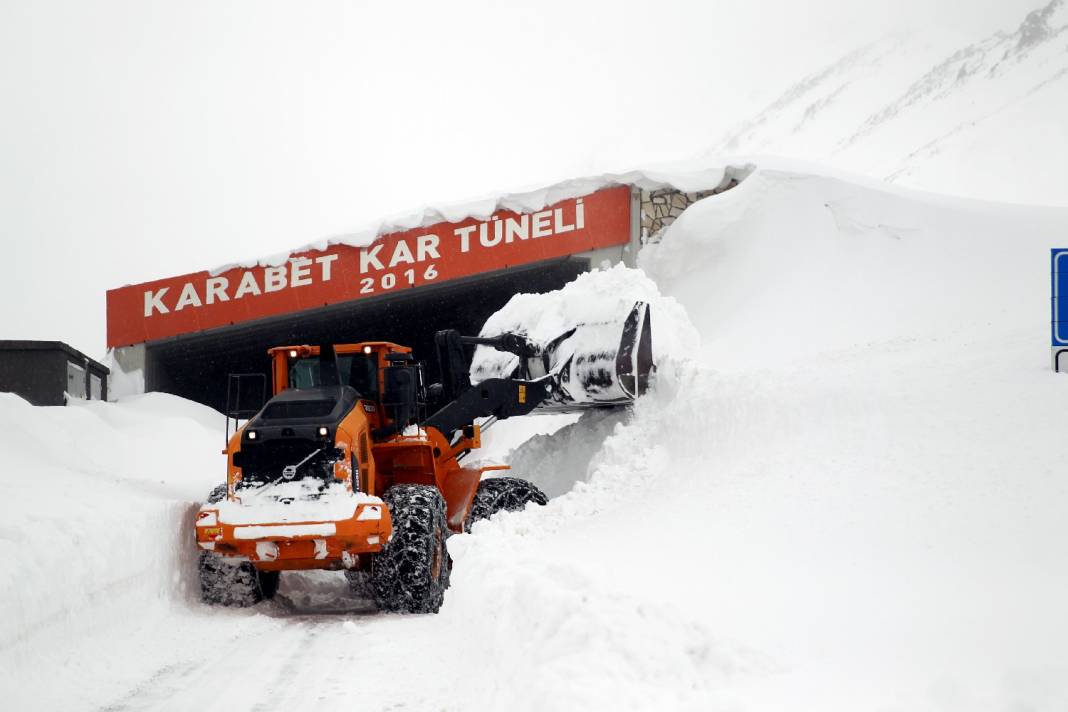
<box><xmin>468</xmin><ymin>411</ymin><xmax>583</xmax><ymax>483</ymax></box>
<box><xmin>441</xmin><ymin>165</ymin><xmax>1068</xmax><ymax>710</ymax></box>
<box><xmin>502</xmin><ymin>408</ymin><xmax>627</xmax><ymax>498</ymax></box>
<box><xmin>641</xmin><ymin>165</ymin><xmax>1068</xmax><ymax>369</ymax></box>
<box><xmin>0</xmin><ymin>393</ymin><xmax>228</xmax><ymax>708</ymax></box>
<box><xmin>442</xmin><ymin>521</ymin><xmax>765</xmax><ymax>712</ymax></box>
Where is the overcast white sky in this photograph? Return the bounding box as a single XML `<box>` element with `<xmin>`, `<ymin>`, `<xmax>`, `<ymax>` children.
<box><xmin>0</xmin><ymin>0</ymin><xmax>1043</xmax><ymax>356</ymax></box>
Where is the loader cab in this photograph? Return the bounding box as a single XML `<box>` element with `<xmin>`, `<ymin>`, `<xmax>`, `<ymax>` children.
<box><xmin>287</xmin><ymin>352</ymin><xmax>379</xmax><ymax>398</ymax></box>
<box><xmin>268</xmin><ymin>342</ymin><xmax>422</xmax><ymax>437</ymax></box>
<box><xmin>269</xmin><ymin>343</ymin><xmax>411</xmax><ymax>397</ymax></box>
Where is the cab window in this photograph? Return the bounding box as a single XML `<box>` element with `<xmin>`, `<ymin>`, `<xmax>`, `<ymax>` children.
<box><xmin>289</xmin><ymin>354</ymin><xmax>378</xmax><ymax>398</ymax></box>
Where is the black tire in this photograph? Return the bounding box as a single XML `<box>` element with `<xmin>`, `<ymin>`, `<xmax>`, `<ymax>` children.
<box><xmin>369</xmin><ymin>485</ymin><xmax>450</xmax><ymax>614</ymax></box>
<box><xmin>465</xmin><ymin>477</ymin><xmax>548</xmax><ymax>532</ymax></box>
<box><xmin>258</xmin><ymin>569</ymin><xmax>280</xmax><ymax>600</ymax></box>
<box><xmin>344</xmin><ymin>569</ymin><xmax>371</xmax><ymax>594</ymax></box>
<box><xmin>197</xmin><ymin>485</ymin><xmax>278</xmax><ymax>606</ymax></box>
<box><xmin>198</xmin><ymin>552</ymin><xmax>273</xmax><ymax>606</ymax></box>
<box><xmin>205</xmin><ymin>484</ymin><xmax>227</xmax><ymax>504</ymax></box>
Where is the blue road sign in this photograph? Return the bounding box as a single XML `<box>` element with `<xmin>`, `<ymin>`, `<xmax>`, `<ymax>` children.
<box><xmin>1052</xmin><ymin>249</ymin><xmax>1068</xmax><ymax>346</ymax></box>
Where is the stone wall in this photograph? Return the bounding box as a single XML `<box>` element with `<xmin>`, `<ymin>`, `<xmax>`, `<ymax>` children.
<box><xmin>638</xmin><ymin>168</ymin><xmax>747</xmax><ymax>242</ymax></box>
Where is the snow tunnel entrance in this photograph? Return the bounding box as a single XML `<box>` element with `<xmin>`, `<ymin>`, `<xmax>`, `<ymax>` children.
<box><xmin>140</xmin><ymin>259</ymin><xmax>589</xmax><ymax>413</ymax></box>
<box><xmin>108</xmin><ymin>177</ymin><xmax>750</xmax><ymax>413</ymax></box>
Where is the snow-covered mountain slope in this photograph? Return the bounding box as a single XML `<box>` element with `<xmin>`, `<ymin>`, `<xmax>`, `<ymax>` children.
<box><xmin>715</xmin><ymin>0</ymin><xmax>1068</xmax><ymax>206</ymax></box>
<box><xmin>4</xmin><ymin>163</ymin><xmax>1068</xmax><ymax>711</ymax></box>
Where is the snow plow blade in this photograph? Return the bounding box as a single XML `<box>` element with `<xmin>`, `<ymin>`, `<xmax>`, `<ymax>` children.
<box><xmin>468</xmin><ymin>301</ymin><xmax>653</xmax><ymax>411</ymax></box>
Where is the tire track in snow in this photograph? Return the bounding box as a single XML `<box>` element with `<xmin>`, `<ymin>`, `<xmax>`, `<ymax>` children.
<box><xmin>91</xmin><ymin>619</ymin><xmax>291</xmax><ymax>712</ymax></box>
<box><xmin>246</xmin><ymin>623</ymin><xmax>323</xmax><ymax>712</ymax></box>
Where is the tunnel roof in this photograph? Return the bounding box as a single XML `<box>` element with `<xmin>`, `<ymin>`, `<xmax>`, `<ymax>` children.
<box><xmin>105</xmin><ymin>162</ymin><xmax>751</xmax><ymax>350</ymax></box>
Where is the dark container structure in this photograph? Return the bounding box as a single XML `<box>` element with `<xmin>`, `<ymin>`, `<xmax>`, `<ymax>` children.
<box><xmin>0</xmin><ymin>341</ymin><xmax>109</xmax><ymax>406</ymax></box>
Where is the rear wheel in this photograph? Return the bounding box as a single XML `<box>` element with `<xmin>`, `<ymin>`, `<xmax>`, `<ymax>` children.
<box><xmin>465</xmin><ymin>477</ymin><xmax>548</xmax><ymax>532</ymax></box>
<box><xmin>369</xmin><ymin>485</ymin><xmax>450</xmax><ymax>614</ymax></box>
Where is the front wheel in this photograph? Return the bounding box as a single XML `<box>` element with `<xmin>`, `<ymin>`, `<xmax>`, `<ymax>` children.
<box><xmin>369</xmin><ymin>485</ymin><xmax>450</xmax><ymax>614</ymax></box>
<box><xmin>198</xmin><ymin>552</ymin><xmax>278</xmax><ymax>606</ymax></box>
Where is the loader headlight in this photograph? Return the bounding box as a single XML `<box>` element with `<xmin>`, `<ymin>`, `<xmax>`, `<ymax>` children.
<box><xmin>318</xmin><ymin>426</ymin><xmax>329</xmax><ymax>437</ymax></box>
<box><xmin>289</xmin><ymin>349</ymin><xmax>298</xmax><ymax>358</ymax></box>
<box><xmin>363</xmin><ymin>346</ymin><xmax>372</xmax><ymax>354</ymax></box>
<box><xmin>247</xmin><ymin>430</ymin><xmax>257</xmax><ymax>440</ymax></box>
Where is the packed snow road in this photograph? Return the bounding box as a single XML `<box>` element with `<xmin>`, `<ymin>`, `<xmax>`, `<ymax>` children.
<box><xmin>92</xmin><ymin>602</ymin><xmax>450</xmax><ymax>712</ymax></box>
<box><xmin>0</xmin><ymin>392</ymin><xmax>588</xmax><ymax>712</ymax></box>
<box><xmin>5</xmin><ymin>164</ymin><xmax>1068</xmax><ymax>711</ymax></box>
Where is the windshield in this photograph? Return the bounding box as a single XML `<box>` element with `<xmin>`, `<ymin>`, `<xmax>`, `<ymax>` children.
<box><xmin>289</xmin><ymin>354</ymin><xmax>378</xmax><ymax>398</ymax></box>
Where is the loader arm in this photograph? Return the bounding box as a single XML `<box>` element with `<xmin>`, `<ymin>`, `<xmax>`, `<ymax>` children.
<box><xmin>421</xmin><ymin>377</ymin><xmax>549</xmax><ymax>436</ymax></box>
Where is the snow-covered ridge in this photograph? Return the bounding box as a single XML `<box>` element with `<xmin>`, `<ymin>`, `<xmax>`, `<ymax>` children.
<box><xmin>713</xmin><ymin>0</ymin><xmax>1068</xmax><ymax>206</ymax></box>
<box><xmin>849</xmin><ymin>0</ymin><xmax>1068</xmax><ymax>144</ymax></box>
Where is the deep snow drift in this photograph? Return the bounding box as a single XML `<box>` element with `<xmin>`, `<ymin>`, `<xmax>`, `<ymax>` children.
<box><xmin>0</xmin><ymin>393</ymin><xmax>230</xmax><ymax>707</ymax></box>
<box><xmin>438</xmin><ymin>167</ymin><xmax>1068</xmax><ymax>710</ymax></box>
<box><xmin>4</xmin><ymin>163</ymin><xmax>1068</xmax><ymax>711</ymax></box>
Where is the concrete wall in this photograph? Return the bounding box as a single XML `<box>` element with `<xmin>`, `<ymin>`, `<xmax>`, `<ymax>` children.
<box><xmin>0</xmin><ymin>349</ymin><xmax>67</xmax><ymax>405</ymax></box>
<box><xmin>0</xmin><ymin>343</ymin><xmax>109</xmax><ymax>406</ymax></box>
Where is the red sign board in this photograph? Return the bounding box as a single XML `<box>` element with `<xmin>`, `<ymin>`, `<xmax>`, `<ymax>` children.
<box><xmin>106</xmin><ymin>186</ymin><xmax>632</xmax><ymax>348</ymax></box>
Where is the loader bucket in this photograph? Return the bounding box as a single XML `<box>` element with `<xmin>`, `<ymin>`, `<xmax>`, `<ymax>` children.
<box><xmin>470</xmin><ymin>301</ymin><xmax>654</xmax><ymax>412</ymax></box>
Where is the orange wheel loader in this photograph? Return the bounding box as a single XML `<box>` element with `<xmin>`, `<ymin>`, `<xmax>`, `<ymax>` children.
<box><xmin>194</xmin><ymin>302</ymin><xmax>652</xmax><ymax>613</ymax></box>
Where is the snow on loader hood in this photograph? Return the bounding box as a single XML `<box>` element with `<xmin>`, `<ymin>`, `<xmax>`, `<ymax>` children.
<box><xmin>211</xmin><ymin>479</ymin><xmax>383</xmax><ymax>526</ymax></box>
